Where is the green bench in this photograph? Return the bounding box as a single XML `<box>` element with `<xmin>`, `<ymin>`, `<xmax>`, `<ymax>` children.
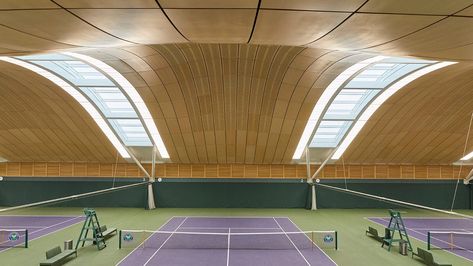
<box><xmin>412</xmin><ymin>247</ymin><xmax>451</xmax><ymax>266</ymax></box>
<box><xmin>39</xmin><ymin>246</ymin><xmax>76</xmax><ymax>266</ymax></box>
<box><xmin>365</xmin><ymin>226</ymin><xmax>384</xmax><ymax>242</ymax></box>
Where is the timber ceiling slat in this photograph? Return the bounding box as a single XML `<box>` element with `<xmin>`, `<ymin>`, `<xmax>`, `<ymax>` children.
<box><xmin>261</xmin><ymin>0</ymin><xmax>366</xmax><ymax>12</ymax></box>
<box><xmin>359</xmin><ymin>0</ymin><xmax>473</xmax><ymax>15</ymax></box>
<box><xmin>55</xmin><ymin>0</ymin><xmax>158</xmax><ymax>8</ymax></box>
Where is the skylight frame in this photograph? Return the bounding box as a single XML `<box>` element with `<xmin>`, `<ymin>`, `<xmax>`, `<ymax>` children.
<box><xmin>293</xmin><ymin>56</ymin><xmax>456</xmax><ymax>161</ymax></box>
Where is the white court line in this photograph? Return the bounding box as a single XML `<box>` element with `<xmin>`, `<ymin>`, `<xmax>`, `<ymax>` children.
<box><xmin>173</xmin><ymin>216</ymin><xmax>290</xmax><ymax>219</ymax></box>
<box><xmin>286</xmin><ymin>218</ymin><xmax>338</xmax><ymax>266</ymax></box>
<box><xmin>369</xmin><ymin>218</ymin><xmax>473</xmax><ymax>263</ymax></box>
<box><xmin>0</xmin><ymin>216</ymin><xmax>84</xmax><ymax>253</ymax></box>
<box><xmin>226</xmin><ymin>228</ymin><xmax>231</xmax><ymax>266</ymax></box>
<box><xmin>0</xmin><ymin>226</ymin><xmax>45</xmax><ymax>229</ymax></box>
<box><xmin>273</xmin><ymin>217</ymin><xmax>310</xmax><ymax>266</ymax></box>
<box><xmin>115</xmin><ymin>216</ymin><xmax>175</xmax><ymax>266</ymax></box>
<box><xmin>143</xmin><ymin>217</ymin><xmax>188</xmax><ymax>266</ymax></box>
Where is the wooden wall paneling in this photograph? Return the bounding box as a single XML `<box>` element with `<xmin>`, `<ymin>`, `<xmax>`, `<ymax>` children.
<box><xmin>20</xmin><ymin>162</ymin><xmax>33</xmax><ymax>176</ymax></box>
<box><xmin>283</xmin><ymin>165</ymin><xmax>297</xmax><ymax>178</ymax></box>
<box><xmin>0</xmin><ymin>163</ymin><xmax>6</xmax><ymax>176</ymax></box>
<box><xmin>87</xmin><ymin>163</ymin><xmax>100</xmax><ymax>177</ymax></box>
<box><xmin>179</xmin><ymin>164</ymin><xmax>192</xmax><ymax>177</ymax></box>
<box><xmin>440</xmin><ymin>165</ymin><xmax>454</xmax><ymax>179</ymax></box>
<box><xmin>401</xmin><ymin>165</ymin><xmax>414</xmax><ymax>179</ymax></box>
<box><xmin>244</xmin><ymin>164</ymin><xmax>258</xmax><ymax>177</ymax></box>
<box><xmin>99</xmin><ymin>163</ymin><xmax>114</xmax><ymax>177</ymax></box>
<box><xmin>324</xmin><ymin>165</ymin><xmax>336</xmax><ymax>178</ymax></box>
<box><xmin>375</xmin><ymin>165</ymin><xmax>388</xmax><ymax>178</ymax></box>
<box><xmin>33</xmin><ymin>162</ymin><xmax>47</xmax><ymax>176</ymax></box>
<box><xmin>427</xmin><ymin>166</ymin><xmax>441</xmax><ymax>179</ymax></box>
<box><xmin>46</xmin><ymin>162</ymin><xmax>60</xmax><ymax>176</ymax></box>
<box><xmin>218</xmin><ymin>164</ymin><xmax>231</xmax><ymax>177</ymax></box>
<box><xmin>115</xmin><ymin>164</ymin><xmax>127</xmax><ymax>177</ymax></box>
<box><xmin>387</xmin><ymin>165</ymin><xmax>401</xmax><ymax>179</ymax></box>
<box><xmin>205</xmin><ymin>164</ymin><xmax>218</xmax><ymax>177</ymax></box>
<box><xmin>270</xmin><ymin>164</ymin><xmax>284</xmax><ymax>178</ymax></box>
<box><xmin>296</xmin><ymin>165</ymin><xmax>307</xmax><ymax>178</ymax></box>
<box><xmin>73</xmin><ymin>163</ymin><xmax>87</xmax><ymax>176</ymax></box>
<box><xmin>59</xmin><ymin>162</ymin><xmax>73</xmax><ymax>176</ymax></box>
<box><xmin>6</xmin><ymin>162</ymin><xmax>20</xmax><ymax>176</ymax></box>
<box><xmin>232</xmin><ymin>164</ymin><xmax>245</xmax><ymax>177</ymax></box>
<box><xmin>191</xmin><ymin>164</ymin><xmax>205</xmax><ymax>177</ymax></box>
<box><xmin>257</xmin><ymin>164</ymin><xmax>271</xmax><ymax>178</ymax></box>
<box><xmin>362</xmin><ymin>165</ymin><xmax>375</xmax><ymax>179</ymax></box>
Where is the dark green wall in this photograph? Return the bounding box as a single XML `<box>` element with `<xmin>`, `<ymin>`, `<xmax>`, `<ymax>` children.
<box><xmin>0</xmin><ymin>177</ymin><xmax>471</xmax><ymax>209</ymax></box>
<box><xmin>0</xmin><ymin>177</ymin><xmax>146</xmax><ymax>208</ymax></box>
<box><xmin>154</xmin><ymin>179</ymin><xmax>308</xmax><ymax>208</ymax></box>
<box><xmin>316</xmin><ymin>180</ymin><xmax>472</xmax><ymax>209</ymax></box>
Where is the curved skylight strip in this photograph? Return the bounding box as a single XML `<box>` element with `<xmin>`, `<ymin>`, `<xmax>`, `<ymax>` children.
<box><xmin>292</xmin><ymin>56</ymin><xmax>387</xmax><ymax>159</ymax></box>
<box><xmin>332</xmin><ymin>61</ymin><xmax>457</xmax><ymax>160</ymax></box>
<box><xmin>0</xmin><ymin>56</ymin><xmax>130</xmax><ymax>158</ymax></box>
<box><xmin>64</xmin><ymin>52</ymin><xmax>170</xmax><ymax>159</ymax></box>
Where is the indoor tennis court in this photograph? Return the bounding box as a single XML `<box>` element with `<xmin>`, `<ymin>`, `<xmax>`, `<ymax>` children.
<box><xmin>1</xmin><ymin>1</ymin><xmax>473</xmax><ymax>266</ymax></box>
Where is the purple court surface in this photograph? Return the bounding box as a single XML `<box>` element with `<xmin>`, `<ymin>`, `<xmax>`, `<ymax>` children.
<box><xmin>0</xmin><ymin>215</ymin><xmax>85</xmax><ymax>252</ymax></box>
<box><xmin>368</xmin><ymin>217</ymin><xmax>473</xmax><ymax>262</ymax></box>
<box><xmin>117</xmin><ymin>216</ymin><xmax>337</xmax><ymax>266</ymax></box>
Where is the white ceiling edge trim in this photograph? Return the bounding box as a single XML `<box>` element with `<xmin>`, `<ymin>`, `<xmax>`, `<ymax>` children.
<box><xmin>332</xmin><ymin>61</ymin><xmax>457</xmax><ymax>160</ymax></box>
<box><xmin>292</xmin><ymin>55</ymin><xmax>387</xmax><ymax>160</ymax></box>
<box><xmin>0</xmin><ymin>56</ymin><xmax>131</xmax><ymax>159</ymax></box>
<box><xmin>64</xmin><ymin>52</ymin><xmax>170</xmax><ymax>159</ymax></box>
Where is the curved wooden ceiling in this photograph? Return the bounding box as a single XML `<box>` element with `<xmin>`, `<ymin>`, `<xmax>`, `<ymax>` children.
<box><xmin>0</xmin><ymin>61</ymin><xmax>119</xmax><ymax>162</ymax></box>
<box><xmin>0</xmin><ymin>0</ymin><xmax>473</xmax><ymax>165</ymax></box>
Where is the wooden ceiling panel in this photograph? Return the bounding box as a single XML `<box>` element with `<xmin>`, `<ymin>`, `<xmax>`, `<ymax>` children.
<box><xmin>251</xmin><ymin>10</ymin><xmax>349</xmax><ymax>45</ymax></box>
<box><xmin>456</xmin><ymin>5</ymin><xmax>473</xmax><ymax>16</ymax></box>
<box><xmin>0</xmin><ymin>25</ymin><xmax>75</xmax><ymax>52</ymax></box>
<box><xmin>70</xmin><ymin>9</ymin><xmax>186</xmax><ymax>44</ymax></box>
<box><xmin>360</xmin><ymin>0</ymin><xmax>473</xmax><ymax>15</ymax></box>
<box><xmin>261</xmin><ymin>0</ymin><xmax>365</xmax><ymax>12</ymax></box>
<box><xmin>311</xmin><ymin>13</ymin><xmax>442</xmax><ymax>50</ymax></box>
<box><xmin>0</xmin><ymin>10</ymin><xmax>130</xmax><ymax>47</ymax></box>
<box><xmin>159</xmin><ymin>0</ymin><xmax>258</xmax><ymax>8</ymax></box>
<box><xmin>164</xmin><ymin>9</ymin><xmax>256</xmax><ymax>43</ymax></box>
<box><xmin>55</xmin><ymin>0</ymin><xmax>158</xmax><ymax>8</ymax></box>
<box><xmin>369</xmin><ymin>17</ymin><xmax>473</xmax><ymax>59</ymax></box>
<box><xmin>0</xmin><ymin>0</ymin><xmax>57</xmax><ymax>9</ymax></box>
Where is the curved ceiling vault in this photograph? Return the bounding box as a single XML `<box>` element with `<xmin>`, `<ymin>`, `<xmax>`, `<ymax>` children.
<box><xmin>0</xmin><ymin>1</ymin><xmax>472</xmax><ymax>165</ymax></box>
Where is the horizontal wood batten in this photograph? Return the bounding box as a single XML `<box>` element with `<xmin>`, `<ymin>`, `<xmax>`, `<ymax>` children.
<box><xmin>0</xmin><ymin>162</ymin><xmax>470</xmax><ymax>180</ymax></box>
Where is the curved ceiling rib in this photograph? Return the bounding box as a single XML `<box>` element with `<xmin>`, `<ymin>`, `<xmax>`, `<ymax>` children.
<box><xmin>0</xmin><ymin>53</ymin><xmax>170</xmax><ymax>160</ymax></box>
<box><xmin>294</xmin><ymin>56</ymin><xmax>456</xmax><ymax>162</ymax></box>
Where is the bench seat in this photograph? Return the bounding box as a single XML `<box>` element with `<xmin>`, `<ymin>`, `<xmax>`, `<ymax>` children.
<box><xmin>412</xmin><ymin>247</ymin><xmax>451</xmax><ymax>266</ymax></box>
<box><xmin>39</xmin><ymin>246</ymin><xmax>76</xmax><ymax>266</ymax></box>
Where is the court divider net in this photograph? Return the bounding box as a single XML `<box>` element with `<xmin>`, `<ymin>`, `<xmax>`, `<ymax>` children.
<box><xmin>118</xmin><ymin>229</ymin><xmax>337</xmax><ymax>250</ymax></box>
<box><xmin>0</xmin><ymin>229</ymin><xmax>28</xmax><ymax>248</ymax></box>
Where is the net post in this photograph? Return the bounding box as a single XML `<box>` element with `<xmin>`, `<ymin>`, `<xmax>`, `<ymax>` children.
<box><xmin>25</xmin><ymin>229</ymin><xmax>28</xmax><ymax>248</ymax></box>
<box><xmin>427</xmin><ymin>231</ymin><xmax>430</xmax><ymax>250</ymax></box>
<box><xmin>335</xmin><ymin>231</ymin><xmax>338</xmax><ymax>250</ymax></box>
<box><xmin>118</xmin><ymin>230</ymin><xmax>122</xmax><ymax>249</ymax></box>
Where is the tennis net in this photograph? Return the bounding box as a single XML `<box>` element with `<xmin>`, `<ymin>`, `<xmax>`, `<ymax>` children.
<box><xmin>119</xmin><ymin>230</ymin><xmax>337</xmax><ymax>250</ymax></box>
<box><xmin>0</xmin><ymin>229</ymin><xmax>28</xmax><ymax>248</ymax></box>
<box><xmin>428</xmin><ymin>231</ymin><xmax>473</xmax><ymax>251</ymax></box>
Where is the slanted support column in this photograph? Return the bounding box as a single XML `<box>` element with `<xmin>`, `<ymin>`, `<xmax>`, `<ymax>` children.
<box><xmin>147</xmin><ymin>146</ymin><xmax>157</xmax><ymax>210</ymax></box>
<box><xmin>308</xmin><ymin>149</ymin><xmax>337</xmax><ymax>211</ymax></box>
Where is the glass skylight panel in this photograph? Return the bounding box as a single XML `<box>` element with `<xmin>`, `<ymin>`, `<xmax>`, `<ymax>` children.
<box><xmin>109</xmin><ymin>119</ymin><xmax>152</xmax><ymax>146</ymax></box>
<box><xmin>80</xmin><ymin>87</ymin><xmax>138</xmax><ymax>118</ymax></box>
<box><xmin>346</xmin><ymin>63</ymin><xmax>427</xmax><ymax>89</ymax></box>
<box><xmin>324</xmin><ymin>89</ymin><xmax>379</xmax><ymax>120</ymax></box>
<box><xmin>309</xmin><ymin>120</ymin><xmax>352</xmax><ymax>148</ymax></box>
<box><xmin>29</xmin><ymin>60</ymin><xmax>114</xmax><ymax>87</ymax></box>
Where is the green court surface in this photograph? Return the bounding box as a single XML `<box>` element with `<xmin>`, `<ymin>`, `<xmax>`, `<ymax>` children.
<box><xmin>1</xmin><ymin>208</ymin><xmax>472</xmax><ymax>266</ymax></box>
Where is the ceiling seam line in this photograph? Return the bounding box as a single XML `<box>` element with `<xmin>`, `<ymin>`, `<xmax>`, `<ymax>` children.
<box><xmin>247</xmin><ymin>0</ymin><xmax>262</xmax><ymax>44</ymax></box>
<box><xmin>155</xmin><ymin>0</ymin><xmax>190</xmax><ymax>42</ymax></box>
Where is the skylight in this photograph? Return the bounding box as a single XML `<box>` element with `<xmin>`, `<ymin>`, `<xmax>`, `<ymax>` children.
<box><xmin>293</xmin><ymin>56</ymin><xmax>456</xmax><ymax>161</ymax></box>
<box><xmin>0</xmin><ymin>52</ymin><xmax>170</xmax><ymax>159</ymax></box>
